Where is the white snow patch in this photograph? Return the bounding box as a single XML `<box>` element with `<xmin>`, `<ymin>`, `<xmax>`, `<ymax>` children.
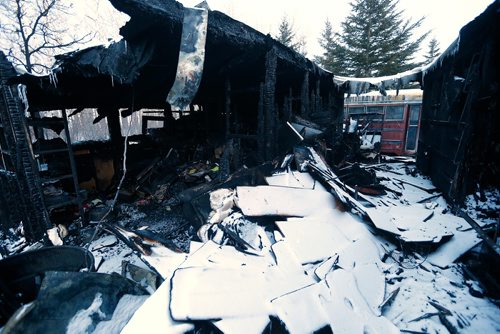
<box><xmin>66</xmin><ymin>293</ymin><xmax>106</xmax><ymax>334</ymax></box>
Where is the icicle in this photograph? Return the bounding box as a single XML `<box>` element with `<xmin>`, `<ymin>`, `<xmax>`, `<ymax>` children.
<box><xmin>17</xmin><ymin>84</ymin><xmax>30</xmax><ymax>116</ymax></box>
<box><xmin>111</xmin><ymin>74</ymin><xmax>114</xmax><ymax>87</ymax></box>
<box><xmin>48</xmin><ymin>69</ymin><xmax>58</xmax><ymax>88</ymax></box>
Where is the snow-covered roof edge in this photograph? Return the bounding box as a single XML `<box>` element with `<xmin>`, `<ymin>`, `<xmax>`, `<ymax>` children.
<box><xmin>333</xmin><ymin>34</ymin><xmax>461</xmax><ymax>97</ymax></box>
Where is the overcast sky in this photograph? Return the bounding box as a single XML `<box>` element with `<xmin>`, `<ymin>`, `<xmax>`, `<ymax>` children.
<box><xmin>76</xmin><ymin>0</ymin><xmax>494</xmax><ymax>60</ymax></box>
<box><xmin>181</xmin><ymin>0</ymin><xmax>494</xmax><ymax>59</ymax></box>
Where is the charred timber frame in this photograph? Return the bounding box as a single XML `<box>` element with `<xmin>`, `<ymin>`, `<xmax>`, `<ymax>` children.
<box><xmin>301</xmin><ymin>72</ymin><xmax>310</xmax><ymax>118</ymax></box>
<box><xmin>0</xmin><ymin>53</ymin><xmax>50</xmax><ymax>240</ymax></box>
<box><xmin>264</xmin><ymin>49</ymin><xmax>277</xmax><ymax>161</ymax></box>
<box><xmin>417</xmin><ymin>1</ymin><xmax>500</xmax><ymax>204</ymax></box>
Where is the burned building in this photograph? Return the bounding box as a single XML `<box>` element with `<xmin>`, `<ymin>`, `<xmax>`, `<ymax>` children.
<box><xmin>416</xmin><ymin>0</ymin><xmax>500</xmax><ymax>205</ymax></box>
<box><xmin>0</xmin><ymin>0</ymin><xmax>344</xmax><ymax>238</ymax></box>
<box><xmin>1</xmin><ymin>1</ymin><xmax>500</xmax><ymax>332</ymax></box>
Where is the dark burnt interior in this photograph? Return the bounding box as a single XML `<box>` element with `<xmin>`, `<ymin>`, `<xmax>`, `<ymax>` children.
<box><xmin>1</xmin><ymin>0</ymin><xmax>344</xmax><ymax>239</ymax></box>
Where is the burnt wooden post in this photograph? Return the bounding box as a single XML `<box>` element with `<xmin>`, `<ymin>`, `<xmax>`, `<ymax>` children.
<box><xmin>257</xmin><ymin>83</ymin><xmax>265</xmax><ymax>161</ymax></box>
<box><xmin>0</xmin><ymin>59</ymin><xmax>50</xmax><ymax>239</ymax></box>
<box><xmin>301</xmin><ymin>72</ymin><xmax>309</xmax><ymax>117</ymax></box>
<box><xmin>283</xmin><ymin>87</ymin><xmax>293</xmax><ymax>122</ymax></box>
<box><xmin>264</xmin><ymin>48</ymin><xmax>277</xmax><ymax>161</ymax></box>
<box><xmin>105</xmin><ymin>108</ymin><xmax>123</xmax><ymax>178</ymax></box>
<box><xmin>225</xmin><ymin>79</ymin><xmax>231</xmax><ymax>138</ymax></box>
<box><xmin>273</xmin><ymin>102</ymin><xmax>280</xmax><ymax>155</ymax></box>
<box><xmin>62</xmin><ymin>109</ymin><xmax>85</xmax><ymax>224</ymax></box>
<box><xmin>283</xmin><ymin>97</ymin><xmax>291</xmax><ymax>123</ymax></box>
<box><xmin>315</xmin><ymin>79</ymin><xmax>321</xmax><ymax>117</ymax></box>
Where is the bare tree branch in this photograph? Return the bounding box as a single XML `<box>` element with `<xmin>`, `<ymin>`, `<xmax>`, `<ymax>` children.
<box><xmin>0</xmin><ymin>0</ymin><xmax>91</xmax><ymax>73</ymax></box>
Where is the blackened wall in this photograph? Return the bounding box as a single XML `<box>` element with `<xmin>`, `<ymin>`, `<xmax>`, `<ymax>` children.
<box><xmin>417</xmin><ymin>1</ymin><xmax>500</xmax><ymax>204</ymax></box>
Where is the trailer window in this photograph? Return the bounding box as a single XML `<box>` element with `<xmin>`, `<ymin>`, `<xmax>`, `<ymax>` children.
<box><xmin>405</xmin><ymin>104</ymin><xmax>421</xmax><ymax>151</ymax></box>
<box><xmin>367</xmin><ymin>106</ymin><xmax>384</xmax><ymax>114</ymax></box>
<box><xmin>385</xmin><ymin>106</ymin><xmax>404</xmax><ymax>120</ymax></box>
<box><xmin>348</xmin><ymin>107</ymin><xmax>365</xmax><ymax>114</ymax></box>
<box><xmin>409</xmin><ymin>104</ymin><xmax>420</xmax><ymax>124</ymax></box>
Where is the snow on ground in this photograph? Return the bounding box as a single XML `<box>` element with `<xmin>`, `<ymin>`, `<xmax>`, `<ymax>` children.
<box><xmin>1</xmin><ymin>155</ymin><xmax>499</xmax><ymax>333</ymax></box>
<box><xmin>384</xmin><ymin>254</ymin><xmax>500</xmax><ymax>333</ymax></box>
<box><xmin>465</xmin><ymin>188</ymin><xmax>500</xmax><ymax>226</ymax></box>
<box><xmin>122</xmin><ymin>156</ymin><xmax>499</xmax><ymax>333</ymax></box>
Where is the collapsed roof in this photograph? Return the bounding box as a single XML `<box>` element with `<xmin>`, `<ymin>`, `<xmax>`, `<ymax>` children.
<box><xmin>14</xmin><ymin>0</ymin><xmax>340</xmax><ymax>117</ymax></box>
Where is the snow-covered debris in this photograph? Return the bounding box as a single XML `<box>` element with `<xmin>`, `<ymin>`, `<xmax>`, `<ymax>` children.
<box><xmin>62</xmin><ymin>148</ymin><xmax>498</xmax><ymax>334</ymax></box>
<box><xmin>464</xmin><ymin>188</ymin><xmax>500</xmax><ymax>227</ymax></box>
<box><xmin>234</xmin><ymin>185</ymin><xmax>337</xmax><ymax>217</ymax></box>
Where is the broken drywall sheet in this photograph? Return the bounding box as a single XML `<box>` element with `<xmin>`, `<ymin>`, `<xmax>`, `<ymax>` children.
<box><xmin>202</xmin><ymin>240</ymin><xmax>275</xmax><ymax>269</ymax></box>
<box><xmin>121</xmin><ymin>280</ymin><xmax>194</xmax><ymax>334</ymax></box>
<box><xmin>271</xmin><ymin>240</ymin><xmax>303</xmax><ymax>272</ymax></box>
<box><xmin>262</xmin><ymin>266</ymin><xmax>316</xmax><ymax>302</ymax></box>
<box><xmin>212</xmin><ymin>316</ymin><xmax>270</xmax><ymax>334</ymax></box>
<box><xmin>314</xmin><ymin>256</ymin><xmax>339</xmax><ymax>281</ymax></box>
<box><xmin>362</xmin><ymin>162</ymin><xmax>486</xmax><ymax>262</ymax></box>
<box><xmin>170</xmin><ymin>267</ymin><xmax>270</xmax><ymax>320</ymax></box>
<box><xmin>335</xmin><ymin>236</ymin><xmax>384</xmax><ymax>270</ymax></box>
<box><xmin>372</xmin><ymin>205</ymin><xmax>455</xmax><ymax>243</ymax></box>
<box><xmin>427</xmin><ymin>230</ymin><xmax>482</xmax><ymax>268</ymax></box>
<box><xmin>265</xmin><ymin>171</ymin><xmax>325</xmax><ymax>190</ymax></box>
<box><xmin>321</xmin><ymin>269</ymin><xmax>400</xmax><ymax>334</ymax></box>
<box><xmin>269</xmin><ymin>267</ymin><xmax>396</xmax><ymax>334</ymax></box>
<box><xmin>235</xmin><ymin>185</ymin><xmax>337</xmax><ymax>217</ymax></box>
<box><xmin>270</xmin><ymin>283</ymin><xmax>330</xmax><ymax>334</ymax></box>
<box><xmin>275</xmin><ymin>218</ymin><xmax>350</xmax><ymax>264</ymax></box>
<box><xmin>351</xmin><ymin>263</ymin><xmax>386</xmax><ymax>316</ymax></box>
<box><xmin>165</xmin><ymin>235</ymin><xmax>315</xmax><ymax>322</ymax></box>
<box><xmin>364</xmin><ymin>208</ymin><xmax>401</xmax><ymax>235</ymax></box>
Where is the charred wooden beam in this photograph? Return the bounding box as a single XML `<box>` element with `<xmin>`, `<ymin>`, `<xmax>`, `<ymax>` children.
<box><xmin>283</xmin><ymin>87</ymin><xmax>292</xmax><ymax>122</ymax></box>
<box><xmin>104</xmin><ymin>108</ymin><xmax>124</xmax><ymax>176</ymax></box>
<box><xmin>301</xmin><ymin>72</ymin><xmax>309</xmax><ymax>118</ymax></box>
<box><xmin>0</xmin><ymin>55</ymin><xmax>50</xmax><ymax>240</ymax></box>
<box><xmin>264</xmin><ymin>48</ymin><xmax>277</xmax><ymax>161</ymax></box>
<box><xmin>62</xmin><ymin>109</ymin><xmax>84</xmax><ymax>224</ymax></box>
<box><xmin>315</xmin><ymin>79</ymin><xmax>321</xmax><ymax>116</ymax></box>
<box><xmin>257</xmin><ymin>82</ymin><xmax>264</xmax><ymax>162</ymax></box>
<box><xmin>225</xmin><ymin>79</ymin><xmax>231</xmax><ymax>138</ymax></box>
<box><xmin>458</xmin><ymin>209</ymin><xmax>500</xmax><ymax>258</ymax></box>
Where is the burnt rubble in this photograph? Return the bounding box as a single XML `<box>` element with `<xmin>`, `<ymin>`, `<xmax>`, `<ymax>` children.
<box><xmin>1</xmin><ymin>0</ymin><xmax>343</xmax><ymax>240</ymax></box>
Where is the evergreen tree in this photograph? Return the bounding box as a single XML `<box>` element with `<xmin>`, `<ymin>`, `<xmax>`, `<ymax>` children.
<box><xmin>424</xmin><ymin>37</ymin><xmax>441</xmax><ymax>64</ymax></box>
<box><xmin>315</xmin><ymin>19</ymin><xmax>346</xmax><ymax>75</ymax></box>
<box><xmin>276</xmin><ymin>15</ymin><xmax>296</xmax><ymax>49</ymax></box>
<box><xmin>275</xmin><ymin>15</ymin><xmax>307</xmax><ymax>56</ymax></box>
<box><xmin>295</xmin><ymin>36</ymin><xmax>308</xmax><ymax>57</ymax></box>
<box><xmin>337</xmin><ymin>0</ymin><xmax>428</xmax><ymax>77</ymax></box>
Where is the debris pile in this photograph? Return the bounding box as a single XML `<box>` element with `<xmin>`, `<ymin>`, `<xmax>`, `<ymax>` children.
<box><xmin>1</xmin><ymin>145</ymin><xmax>499</xmax><ymax>333</ymax></box>
<box><xmin>120</xmin><ymin>146</ymin><xmax>499</xmax><ymax>333</ymax></box>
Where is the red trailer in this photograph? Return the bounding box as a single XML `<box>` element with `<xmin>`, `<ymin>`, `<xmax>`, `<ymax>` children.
<box><xmin>344</xmin><ymin>89</ymin><xmax>422</xmax><ymax>156</ymax></box>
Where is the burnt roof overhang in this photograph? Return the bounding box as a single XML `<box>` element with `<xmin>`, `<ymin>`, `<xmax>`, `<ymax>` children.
<box><xmin>13</xmin><ymin>0</ymin><xmax>336</xmax><ymax>112</ymax></box>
